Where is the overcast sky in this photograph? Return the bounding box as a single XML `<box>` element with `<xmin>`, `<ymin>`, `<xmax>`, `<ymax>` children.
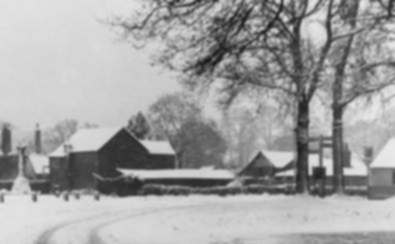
<box><xmin>0</xmin><ymin>0</ymin><xmax>178</xmax><ymax>130</ymax></box>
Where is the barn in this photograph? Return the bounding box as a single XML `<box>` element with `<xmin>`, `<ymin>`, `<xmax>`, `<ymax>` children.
<box><xmin>368</xmin><ymin>138</ymin><xmax>395</xmax><ymax>199</ymax></box>
<box><xmin>49</xmin><ymin>127</ymin><xmax>176</xmax><ymax>191</ymax></box>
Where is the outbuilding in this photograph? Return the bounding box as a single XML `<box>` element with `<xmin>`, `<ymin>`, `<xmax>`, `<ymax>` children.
<box><xmin>238</xmin><ymin>151</ymin><xmax>294</xmax><ymax>183</ymax></box>
<box><xmin>368</xmin><ymin>138</ymin><xmax>395</xmax><ymax>199</ymax></box>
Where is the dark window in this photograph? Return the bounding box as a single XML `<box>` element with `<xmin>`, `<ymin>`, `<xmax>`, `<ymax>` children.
<box><xmin>392</xmin><ymin>171</ymin><xmax>395</xmax><ymax>185</ymax></box>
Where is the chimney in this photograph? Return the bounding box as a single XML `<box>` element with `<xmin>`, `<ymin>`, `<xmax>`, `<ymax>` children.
<box><xmin>34</xmin><ymin>123</ymin><xmax>42</xmax><ymax>154</ymax></box>
<box><xmin>63</xmin><ymin>144</ymin><xmax>73</xmax><ymax>154</ymax></box>
<box><xmin>363</xmin><ymin>147</ymin><xmax>374</xmax><ymax>165</ymax></box>
<box><xmin>1</xmin><ymin>124</ymin><xmax>12</xmax><ymax>155</ymax></box>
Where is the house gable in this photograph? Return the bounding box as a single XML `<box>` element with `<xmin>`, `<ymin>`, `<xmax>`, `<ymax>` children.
<box><xmin>239</xmin><ymin>152</ymin><xmax>276</xmax><ymax>177</ymax></box>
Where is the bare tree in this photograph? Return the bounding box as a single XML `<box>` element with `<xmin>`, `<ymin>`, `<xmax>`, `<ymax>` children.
<box><xmin>111</xmin><ymin>0</ymin><xmax>374</xmax><ymax>193</ymax></box>
<box><xmin>325</xmin><ymin>0</ymin><xmax>395</xmax><ymax>193</ymax></box>
<box><xmin>127</xmin><ymin>111</ymin><xmax>151</xmax><ymax>139</ymax></box>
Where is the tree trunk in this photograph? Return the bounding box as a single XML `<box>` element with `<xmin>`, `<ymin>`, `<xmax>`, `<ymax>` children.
<box><xmin>295</xmin><ymin>99</ymin><xmax>310</xmax><ymax>193</ymax></box>
<box><xmin>330</xmin><ymin>0</ymin><xmax>359</xmax><ymax>195</ymax></box>
<box><xmin>332</xmin><ymin>105</ymin><xmax>344</xmax><ymax>194</ymax></box>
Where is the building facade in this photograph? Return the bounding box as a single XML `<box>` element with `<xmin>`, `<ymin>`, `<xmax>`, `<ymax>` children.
<box><xmin>368</xmin><ymin>138</ymin><xmax>395</xmax><ymax>199</ymax></box>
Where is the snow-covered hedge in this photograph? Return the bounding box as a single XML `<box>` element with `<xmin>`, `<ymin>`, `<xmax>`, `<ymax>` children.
<box><xmin>138</xmin><ymin>184</ymin><xmax>295</xmax><ymax>196</ymax></box>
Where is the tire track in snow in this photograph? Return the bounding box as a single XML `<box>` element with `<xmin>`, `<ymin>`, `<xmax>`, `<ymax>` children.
<box><xmin>35</xmin><ymin>204</ymin><xmax>207</xmax><ymax>244</ymax></box>
<box><xmin>34</xmin><ymin>209</ymin><xmax>132</xmax><ymax>244</ymax></box>
<box><xmin>88</xmin><ymin>203</ymin><xmax>224</xmax><ymax>244</ymax></box>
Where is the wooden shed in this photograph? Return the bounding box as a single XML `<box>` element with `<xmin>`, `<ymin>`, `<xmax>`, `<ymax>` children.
<box><xmin>49</xmin><ymin>127</ymin><xmax>176</xmax><ymax>191</ymax></box>
<box><xmin>368</xmin><ymin>138</ymin><xmax>395</xmax><ymax>199</ymax></box>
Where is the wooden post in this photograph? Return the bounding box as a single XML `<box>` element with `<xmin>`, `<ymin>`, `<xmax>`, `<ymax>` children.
<box><xmin>32</xmin><ymin>193</ymin><xmax>38</xmax><ymax>202</ymax></box>
<box><xmin>63</xmin><ymin>192</ymin><xmax>69</xmax><ymax>202</ymax></box>
<box><xmin>94</xmin><ymin>192</ymin><xmax>100</xmax><ymax>201</ymax></box>
<box><xmin>319</xmin><ymin>135</ymin><xmax>324</xmax><ymax>167</ymax></box>
<box><xmin>364</xmin><ymin>147</ymin><xmax>373</xmax><ymax>165</ymax></box>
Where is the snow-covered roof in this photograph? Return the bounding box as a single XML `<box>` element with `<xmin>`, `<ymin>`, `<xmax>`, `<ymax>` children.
<box><xmin>118</xmin><ymin>168</ymin><xmax>235</xmax><ymax>180</ymax></box>
<box><xmin>276</xmin><ymin>153</ymin><xmax>367</xmax><ymax>177</ymax></box>
<box><xmin>259</xmin><ymin>150</ymin><xmax>294</xmax><ymax>168</ymax></box>
<box><xmin>49</xmin><ymin>127</ymin><xmax>175</xmax><ymax>157</ymax></box>
<box><xmin>371</xmin><ymin>138</ymin><xmax>395</xmax><ymax>168</ymax></box>
<box><xmin>50</xmin><ymin>127</ymin><xmax>122</xmax><ymax>157</ymax></box>
<box><xmin>29</xmin><ymin>154</ymin><xmax>49</xmax><ymax>175</ymax></box>
<box><xmin>139</xmin><ymin>140</ymin><xmax>175</xmax><ymax>155</ymax></box>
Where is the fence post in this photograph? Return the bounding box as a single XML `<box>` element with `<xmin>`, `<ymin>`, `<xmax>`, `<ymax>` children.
<box><xmin>32</xmin><ymin>192</ymin><xmax>38</xmax><ymax>202</ymax></box>
<box><xmin>94</xmin><ymin>192</ymin><xmax>100</xmax><ymax>201</ymax></box>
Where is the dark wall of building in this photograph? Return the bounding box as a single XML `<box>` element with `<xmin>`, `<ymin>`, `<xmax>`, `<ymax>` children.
<box><xmin>0</xmin><ymin>155</ymin><xmax>35</xmax><ymax>181</ymax></box>
<box><xmin>99</xmin><ymin>129</ymin><xmax>149</xmax><ymax>172</ymax></box>
<box><xmin>50</xmin><ymin>152</ymin><xmax>99</xmax><ymax>190</ymax></box>
<box><xmin>148</xmin><ymin>155</ymin><xmax>176</xmax><ymax>169</ymax></box>
<box><xmin>49</xmin><ymin>156</ymin><xmax>69</xmax><ymax>190</ymax></box>
<box><xmin>69</xmin><ymin>152</ymin><xmax>98</xmax><ymax>189</ymax></box>
<box><xmin>0</xmin><ymin>155</ymin><xmax>18</xmax><ymax>180</ymax></box>
<box><xmin>239</xmin><ymin>153</ymin><xmax>275</xmax><ymax>178</ymax></box>
<box><xmin>99</xmin><ymin>130</ymin><xmax>175</xmax><ymax>173</ymax></box>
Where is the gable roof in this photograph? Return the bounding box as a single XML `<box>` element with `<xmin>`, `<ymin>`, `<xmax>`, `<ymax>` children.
<box><xmin>371</xmin><ymin>138</ymin><xmax>395</xmax><ymax>168</ymax></box>
<box><xmin>238</xmin><ymin>150</ymin><xmax>295</xmax><ymax>177</ymax></box>
<box><xmin>49</xmin><ymin>127</ymin><xmax>176</xmax><ymax>157</ymax></box>
<box><xmin>239</xmin><ymin>152</ymin><xmax>274</xmax><ymax>175</ymax></box>
<box><xmin>139</xmin><ymin>140</ymin><xmax>175</xmax><ymax>155</ymax></box>
<box><xmin>262</xmin><ymin>150</ymin><xmax>295</xmax><ymax>168</ymax></box>
<box><xmin>50</xmin><ymin>127</ymin><xmax>121</xmax><ymax>157</ymax></box>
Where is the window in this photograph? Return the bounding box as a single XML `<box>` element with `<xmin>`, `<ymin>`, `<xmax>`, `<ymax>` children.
<box><xmin>392</xmin><ymin>171</ymin><xmax>395</xmax><ymax>185</ymax></box>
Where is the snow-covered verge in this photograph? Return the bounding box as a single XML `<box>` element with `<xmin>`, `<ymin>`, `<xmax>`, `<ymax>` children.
<box><xmin>97</xmin><ymin>195</ymin><xmax>395</xmax><ymax>244</ymax></box>
<box><xmin>0</xmin><ymin>194</ymin><xmax>214</xmax><ymax>243</ymax></box>
<box><xmin>0</xmin><ymin>194</ymin><xmax>285</xmax><ymax>243</ymax></box>
<box><xmin>1</xmin><ymin>194</ymin><xmax>395</xmax><ymax>243</ymax></box>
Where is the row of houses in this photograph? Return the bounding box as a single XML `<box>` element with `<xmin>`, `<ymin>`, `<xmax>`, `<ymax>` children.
<box><xmin>3</xmin><ymin>125</ymin><xmax>395</xmax><ymax>198</ymax></box>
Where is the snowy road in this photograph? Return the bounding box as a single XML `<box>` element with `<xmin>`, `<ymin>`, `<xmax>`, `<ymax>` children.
<box><xmin>2</xmin><ymin>195</ymin><xmax>395</xmax><ymax>244</ymax></box>
<box><xmin>35</xmin><ymin>204</ymin><xmax>210</xmax><ymax>244</ymax></box>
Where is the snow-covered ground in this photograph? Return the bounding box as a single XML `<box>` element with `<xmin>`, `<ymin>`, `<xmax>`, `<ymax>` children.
<box><xmin>1</xmin><ymin>194</ymin><xmax>395</xmax><ymax>244</ymax></box>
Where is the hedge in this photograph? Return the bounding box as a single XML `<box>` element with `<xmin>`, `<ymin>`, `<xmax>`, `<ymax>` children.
<box><xmin>138</xmin><ymin>184</ymin><xmax>296</xmax><ymax>196</ymax></box>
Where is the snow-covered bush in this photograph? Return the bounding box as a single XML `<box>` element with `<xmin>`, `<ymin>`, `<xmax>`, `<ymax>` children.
<box><xmin>138</xmin><ymin>184</ymin><xmax>295</xmax><ymax>196</ymax></box>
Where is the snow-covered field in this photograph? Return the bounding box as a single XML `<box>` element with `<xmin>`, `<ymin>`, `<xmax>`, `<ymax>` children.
<box><xmin>1</xmin><ymin>194</ymin><xmax>395</xmax><ymax>244</ymax></box>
